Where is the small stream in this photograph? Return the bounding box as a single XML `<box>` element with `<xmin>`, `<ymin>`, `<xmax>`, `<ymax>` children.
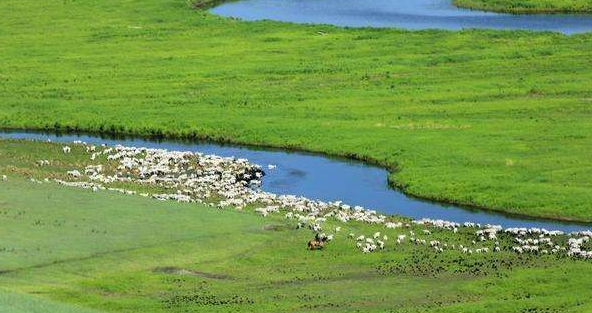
<box><xmin>1</xmin><ymin>130</ymin><xmax>590</xmax><ymax>232</ymax></box>
<box><xmin>210</xmin><ymin>0</ymin><xmax>592</xmax><ymax>34</ymax></box>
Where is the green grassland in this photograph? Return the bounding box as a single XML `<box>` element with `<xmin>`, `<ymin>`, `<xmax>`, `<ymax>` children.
<box><xmin>2</xmin><ymin>139</ymin><xmax>592</xmax><ymax>313</ymax></box>
<box><xmin>2</xmin><ymin>0</ymin><xmax>592</xmax><ymax>222</ymax></box>
<box><xmin>0</xmin><ymin>290</ymin><xmax>102</xmax><ymax>313</ymax></box>
<box><xmin>453</xmin><ymin>0</ymin><xmax>592</xmax><ymax>13</ymax></box>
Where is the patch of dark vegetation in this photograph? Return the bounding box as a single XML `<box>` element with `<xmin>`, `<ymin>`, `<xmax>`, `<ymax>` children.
<box><xmin>377</xmin><ymin>250</ymin><xmax>542</xmax><ymax>278</ymax></box>
<box><xmin>263</xmin><ymin>272</ymin><xmax>340</xmax><ymax>288</ymax></box>
<box><xmin>262</xmin><ymin>37</ymin><xmax>282</xmax><ymax>43</ymax></box>
<box><xmin>299</xmin><ymin>298</ymin><xmax>344</xmax><ymax>310</ymax></box>
<box><xmin>0</xmin><ymin>209</ymin><xmax>26</xmax><ymax>220</ymax></box>
<box><xmin>162</xmin><ymin>291</ymin><xmax>254</xmax><ymax>308</ymax></box>
<box><xmin>0</xmin><ymin>247</ymin><xmax>18</xmax><ymax>253</ymax></box>
<box><xmin>354</xmin><ymin>34</ymin><xmax>380</xmax><ymax>40</ymax></box>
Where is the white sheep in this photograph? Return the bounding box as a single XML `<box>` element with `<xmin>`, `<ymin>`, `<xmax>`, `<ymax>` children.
<box><xmin>38</xmin><ymin>141</ymin><xmax>589</xmax><ymax>261</ymax></box>
<box><xmin>67</xmin><ymin>170</ymin><xmax>81</xmax><ymax>178</ymax></box>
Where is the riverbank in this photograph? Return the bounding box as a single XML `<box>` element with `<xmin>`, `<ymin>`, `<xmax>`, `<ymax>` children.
<box><xmin>2</xmin><ymin>0</ymin><xmax>592</xmax><ymax>222</ymax></box>
<box><xmin>453</xmin><ymin>0</ymin><xmax>592</xmax><ymax>14</ymax></box>
<box><xmin>5</xmin><ymin>129</ymin><xmax>592</xmax><ymax>232</ymax></box>
<box><xmin>3</xmin><ymin>139</ymin><xmax>592</xmax><ymax>312</ymax></box>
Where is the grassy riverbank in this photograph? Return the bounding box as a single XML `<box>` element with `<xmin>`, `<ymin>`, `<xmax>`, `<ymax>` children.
<box><xmin>2</xmin><ymin>139</ymin><xmax>592</xmax><ymax>313</ymax></box>
<box><xmin>453</xmin><ymin>0</ymin><xmax>592</xmax><ymax>14</ymax></box>
<box><xmin>2</xmin><ymin>0</ymin><xmax>592</xmax><ymax>221</ymax></box>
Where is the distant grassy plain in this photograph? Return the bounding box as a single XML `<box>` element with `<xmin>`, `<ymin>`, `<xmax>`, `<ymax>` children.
<box><xmin>454</xmin><ymin>0</ymin><xmax>592</xmax><ymax>13</ymax></box>
<box><xmin>3</xmin><ymin>139</ymin><xmax>592</xmax><ymax>313</ymax></box>
<box><xmin>1</xmin><ymin>0</ymin><xmax>592</xmax><ymax>221</ymax></box>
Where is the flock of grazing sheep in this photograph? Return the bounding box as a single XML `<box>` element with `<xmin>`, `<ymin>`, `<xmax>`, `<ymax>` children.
<box><xmin>4</xmin><ymin>140</ymin><xmax>592</xmax><ymax>259</ymax></box>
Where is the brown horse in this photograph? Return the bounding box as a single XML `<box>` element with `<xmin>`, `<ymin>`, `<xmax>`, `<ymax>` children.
<box><xmin>307</xmin><ymin>234</ymin><xmax>327</xmax><ymax>250</ymax></box>
<box><xmin>308</xmin><ymin>239</ymin><xmax>325</xmax><ymax>250</ymax></box>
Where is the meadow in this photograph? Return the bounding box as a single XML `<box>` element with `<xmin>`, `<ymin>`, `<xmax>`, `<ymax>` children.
<box><xmin>2</xmin><ymin>0</ymin><xmax>592</xmax><ymax>221</ymax></box>
<box><xmin>453</xmin><ymin>0</ymin><xmax>592</xmax><ymax>13</ymax></box>
<box><xmin>2</xmin><ymin>139</ymin><xmax>592</xmax><ymax>313</ymax></box>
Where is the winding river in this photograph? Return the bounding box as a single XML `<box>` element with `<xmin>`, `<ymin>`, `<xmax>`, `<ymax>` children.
<box><xmin>210</xmin><ymin>0</ymin><xmax>592</xmax><ymax>34</ymax></box>
<box><xmin>1</xmin><ymin>130</ymin><xmax>591</xmax><ymax>232</ymax></box>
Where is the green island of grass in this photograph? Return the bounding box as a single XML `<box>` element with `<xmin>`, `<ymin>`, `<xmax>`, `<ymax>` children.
<box><xmin>2</xmin><ymin>139</ymin><xmax>592</xmax><ymax>313</ymax></box>
<box><xmin>453</xmin><ymin>0</ymin><xmax>592</xmax><ymax>14</ymax></box>
<box><xmin>2</xmin><ymin>0</ymin><xmax>592</xmax><ymax>221</ymax></box>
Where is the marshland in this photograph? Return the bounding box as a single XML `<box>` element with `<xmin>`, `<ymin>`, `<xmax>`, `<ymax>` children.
<box><xmin>2</xmin><ymin>0</ymin><xmax>592</xmax><ymax>312</ymax></box>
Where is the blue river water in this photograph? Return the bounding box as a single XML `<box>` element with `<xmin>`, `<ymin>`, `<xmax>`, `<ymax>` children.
<box><xmin>210</xmin><ymin>0</ymin><xmax>592</xmax><ymax>34</ymax></box>
<box><xmin>1</xmin><ymin>130</ymin><xmax>591</xmax><ymax>232</ymax></box>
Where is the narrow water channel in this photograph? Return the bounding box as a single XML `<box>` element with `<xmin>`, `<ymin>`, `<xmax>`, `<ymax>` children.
<box><xmin>1</xmin><ymin>130</ymin><xmax>590</xmax><ymax>232</ymax></box>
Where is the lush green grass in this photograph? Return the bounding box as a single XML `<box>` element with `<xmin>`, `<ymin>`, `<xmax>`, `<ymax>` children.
<box><xmin>3</xmin><ymin>139</ymin><xmax>592</xmax><ymax>312</ymax></box>
<box><xmin>454</xmin><ymin>0</ymin><xmax>592</xmax><ymax>13</ymax></box>
<box><xmin>2</xmin><ymin>0</ymin><xmax>592</xmax><ymax>223</ymax></box>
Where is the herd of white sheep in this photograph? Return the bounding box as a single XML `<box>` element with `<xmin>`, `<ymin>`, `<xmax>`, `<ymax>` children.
<box><xmin>3</xmin><ymin>140</ymin><xmax>592</xmax><ymax>260</ymax></box>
